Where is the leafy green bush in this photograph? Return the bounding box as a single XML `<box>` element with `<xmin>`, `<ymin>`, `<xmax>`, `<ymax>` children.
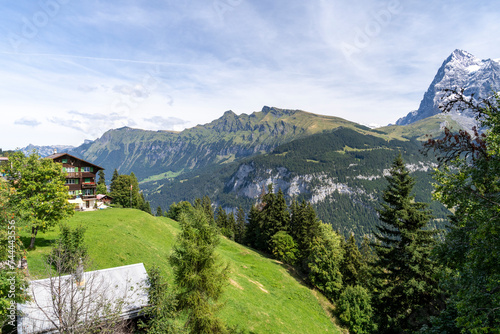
<box><xmin>337</xmin><ymin>285</ymin><xmax>376</xmax><ymax>334</ymax></box>
<box><xmin>306</xmin><ymin>223</ymin><xmax>344</xmax><ymax>301</ymax></box>
<box><xmin>270</xmin><ymin>231</ymin><xmax>297</xmax><ymax>265</ymax></box>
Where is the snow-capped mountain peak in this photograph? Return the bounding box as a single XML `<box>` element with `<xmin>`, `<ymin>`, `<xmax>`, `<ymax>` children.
<box><xmin>396</xmin><ymin>50</ymin><xmax>500</xmax><ymax>126</ymax></box>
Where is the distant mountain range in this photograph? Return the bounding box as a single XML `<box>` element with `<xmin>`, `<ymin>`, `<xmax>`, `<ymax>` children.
<box><xmin>16</xmin><ymin>49</ymin><xmax>500</xmax><ymax>238</ymax></box>
<box><xmin>20</xmin><ymin>144</ymin><xmax>76</xmax><ymax>157</ymax></box>
<box><xmin>396</xmin><ymin>49</ymin><xmax>500</xmax><ymax>128</ymax></box>
<box><xmin>144</xmin><ymin>125</ymin><xmax>449</xmax><ymax>237</ymax></box>
<box><xmin>68</xmin><ymin>107</ymin><xmax>378</xmax><ymax>181</ymax></box>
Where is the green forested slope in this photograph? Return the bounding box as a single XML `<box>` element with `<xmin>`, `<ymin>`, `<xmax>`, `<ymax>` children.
<box><xmin>146</xmin><ymin>127</ymin><xmax>448</xmax><ymax>239</ymax></box>
<box><xmin>70</xmin><ymin>107</ymin><xmax>384</xmax><ymax>181</ymax></box>
<box><xmin>22</xmin><ymin>209</ymin><xmax>341</xmax><ymax>333</ymax></box>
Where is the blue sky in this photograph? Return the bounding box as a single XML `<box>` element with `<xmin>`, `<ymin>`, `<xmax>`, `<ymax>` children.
<box><xmin>1</xmin><ymin>0</ymin><xmax>499</xmax><ymax>149</ymax></box>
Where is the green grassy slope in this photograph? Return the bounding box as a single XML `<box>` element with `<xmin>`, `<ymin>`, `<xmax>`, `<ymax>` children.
<box><xmin>21</xmin><ymin>209</ymin><xmax>341</xmax><ymax>334</ymax></box>
<box><xmin>377</xmin><ymin>114</ymin><xmax>462</xmax><ymax>141</ymax></box>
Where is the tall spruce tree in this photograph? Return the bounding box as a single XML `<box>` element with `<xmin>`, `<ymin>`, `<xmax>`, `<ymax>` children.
<box><xmin>215</xmin><ymin>205</ymin><xmax>235</xmax><ymax>240</ymax></box>
<box><xmin>340</xmin><ymin>233</ymin><xmax>363</xmax><ymax>287</ymax></box>
<box><xmin>260</xmin><ymin>186</ymin><xmax>290</xmax><ymax>252</ymax></box>
<box><xmin>169</xmin><ymin>208</ymin><xmax>229</xmax><ymax>333</ymax></box>
<box><xmin>372</xmin><ymin>154</ymin><xmax>441</xmax><ymax>333</ymax></box>
<box><xmin>156</xmin><ymin>206</ymin><xmax>163</xmax><ymax>217</ymax></box>
<box><xmin>244</xmin><ymin>205</ymin><xmax>262</xmax><ymax>249</ymax></box>
<box><xmin>109</xmin><ymin>169</ymin><xmax>119</xmax><ymax>194</ymax></box>
<box><xmin>234</xmin><ymin>207</ymin><xmax>246</xmax><ymax>244</ymax></box>
<box><xmin>215</xmin><ymin>205</ymin><xmax>227</xmax><ymax>229</ymax></box>
<box><xmin>96</xmin><ymin>170</ymin><xmax>107</xmax><ymax>195</ymax></box>
<box><xmin>358</xmin><ymin>235</ymin><xmax>376</xmax><ymax>287</ymax></box>
<box><xmin>226</xmin><ymin>212</ymin><xmax>236</xmax><ymax>240</ymax></box>
<box><xmin>201</xmin><ymin>196</ymin><xmax>215</xmax><ymax>226</ymax></box>
<box><xmin>289</xmin><ymin>200</ymin><xmax>322</xmax><ymax>272</ymax></box>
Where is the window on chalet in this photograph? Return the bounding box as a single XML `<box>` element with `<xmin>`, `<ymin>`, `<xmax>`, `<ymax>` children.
<box><xmin>82</xmin><ymin>167</ymin><xmax>90</xmax><ymax>172</ymax></box>
<box><xmin>62</xmin><ymin>159</ymin><xmax>67</xmax><ymax>163</ymax></box>
<box><xmin>66</xmin><ymin>179</ymin><xmax>79</xmax><ymax>184</ymax></box>
<box><xmin>84</xmin><ymin>189</ymin><xmax>94</xmax><ymax>196</ymax></box>
<box><xmin>84</xmin><ymin>178</ymin><xmax>91</xmax><ymax>183</ymax></box>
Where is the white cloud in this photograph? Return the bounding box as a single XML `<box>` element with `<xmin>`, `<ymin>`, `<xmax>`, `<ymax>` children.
<box><xmin>144</xmin><ymin>116</ymin><xmax>188</xmax><ymax>130</ymax></box>
<box><xmin>14</xmin><ymin>117</ymin><xmax>41</xmax><ymax>127</ymax></box>
<box><xmin>1</xmin><ymin>0</ymin><xmax>500</xmax><ymax>150</ymax></box>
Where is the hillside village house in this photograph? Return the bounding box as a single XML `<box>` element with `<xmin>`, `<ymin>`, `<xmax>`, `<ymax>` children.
<box><xmin>46</xmin><ymin>152</ymin><xmax>104</xmax><ymax>210</ymax></box>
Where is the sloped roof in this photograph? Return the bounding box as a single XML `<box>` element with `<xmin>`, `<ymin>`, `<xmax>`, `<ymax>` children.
<box><xmin>96</xmin><ymin>194</ymin><xmax>113</xmax><ymax>200</ymax></box>
<box><xmin>17</xmin><ymin>263</ymin><xmax>149</xmax><ymax>334</ymax></box>
<box><xmin>46</xmin><ymin>153</ymin><xmax>104</xmax><ymax>171</ymax></box>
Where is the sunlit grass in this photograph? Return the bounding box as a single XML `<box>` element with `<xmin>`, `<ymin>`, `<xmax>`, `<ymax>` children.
<box><xmin>21</xmin><ymin>208</ymin><xmax>341</xmax><ymax>333</ymax></box>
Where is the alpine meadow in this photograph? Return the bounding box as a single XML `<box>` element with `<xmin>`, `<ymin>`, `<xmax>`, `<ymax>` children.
<box><xmin>1</xmin><ymin>2</ymin><xmax>500</xmax><ymax>333</ymax></box>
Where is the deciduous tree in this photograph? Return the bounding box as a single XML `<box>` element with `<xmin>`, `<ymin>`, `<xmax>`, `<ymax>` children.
<box><xmin>270</xmin><ymin>231</ymin><xmax>297</xmax><ymax>265</ymax></box>
<box><xmin>307</xmin><ymin>222</ymin><xmax>344</xmax><ymax>301</ymax></box>
<box><xmin>5</xmin><ymin>151</ymin><xmax>73</xmax><ymax>249</ymax></box>
<box><xmin>423</xmin><ymin>89</ymin><xmax>500</xmax><ymax>332</ymax></box>
<box><xmin>0</xmin><ymin>180</ymin><xmax>29</xmax><ymax>329</ymax></box>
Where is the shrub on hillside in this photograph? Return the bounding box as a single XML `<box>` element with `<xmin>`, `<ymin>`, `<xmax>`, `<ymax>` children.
<box><xmin>337</xmin><ymin>285</ymin><xmax>376</xmax><ymax>334</ymax></box>
<box><xmin>270</xmin><ymin>231</ymin><xmax>297</xmax><ymax>265</ymax></box>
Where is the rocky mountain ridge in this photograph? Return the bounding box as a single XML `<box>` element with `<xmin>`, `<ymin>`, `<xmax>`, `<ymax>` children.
<box><xmin>396</xmin><ymin>49</ymin><xmax>500</xmax><ymax>127</ymax></box>
<box><xmin>146</xmin><ymin>127</ymin><xmax>448</xmax><ymax>238</ymax></box>
<box><xmin>19</xmin><ymin>144</ymin><xmax>76</xmax><ymax>157</ymax></box>
<box><xmin>68</xmin><ymin>106</ymin><xmax>376</xmax><ymax>181</ymax></box>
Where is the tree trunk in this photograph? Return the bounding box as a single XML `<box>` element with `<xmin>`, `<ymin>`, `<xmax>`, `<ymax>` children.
<box><xmin>29</xmin><ymin>226</ymin><xmax>38</xmax><ymax>249</ymax></box>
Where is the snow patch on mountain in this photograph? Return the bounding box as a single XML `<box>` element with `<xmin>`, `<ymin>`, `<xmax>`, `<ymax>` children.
<box><xmin>396</xmin><ymin>49</ymin><xmax>500</xmax><ymax>126</ymax></box>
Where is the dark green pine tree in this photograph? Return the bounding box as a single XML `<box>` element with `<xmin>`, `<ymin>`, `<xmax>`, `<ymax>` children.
<box><xmin>244</xmin><ymin>205</ymin><xmax>262</xmax><ymax>250</ymax></box>
<box><xmin>109</xmin><ymin>169</ymin><xmax>120</xmax><ymax>194</ymax></box>
<box><xmin>226</xmin><ymin>212</ymin><xmax>236</xmax><ymax>240</ymax></box>
<box><xmin>215</xmin><ymin>206</ymin><xmax>228</xmax><ymax>230</ymax></box>
<box><xmin>290</xmin><ymin>200</ymin><xmax>321</xmax><ymax>271</ymax></box>
<box><xmin>156</xmin><ymin>206</ymin><xmax>163</xmax><ymax>217</ymax></box>
<box><xmin>358</xmin><ymin>235</ymin><xmax>376</xmax><ymax>287</ymax></box>
<box><xmin>289</xmin><ymin>198</ymin><xmax>300</xmax><ymax>239</ymax></box>
<box><xmin>372</xmin><ymin>154</ymin><xmax>441</xmax><ymax>333</ymax></box>
<box><xmin>201</xmin><ymin>196</ymin><xmax>215</xmax><ymax>226</ymax></box>
<box><xmin>260</xmin><ymin>185</ymin><xmax>290</xmax><ymax>252</ymax></box>
<box><xmin>138</xmin><ymin>192</ymin><xmax>151</xmax><ymax>215</ymax></box>
<box><xmin>234</xmin><ymin>207</ymin><xmax>246</xmax><ymax>244</ymax></box>
<box><xmin>96</xmin><ymin>170</ymin><xmax>107</xmax><ymax>195</ymax></box>
<box><xmin>340</xmin><ymin>233</ymin><xmax>363</xmax><ymax>287</ymax></box>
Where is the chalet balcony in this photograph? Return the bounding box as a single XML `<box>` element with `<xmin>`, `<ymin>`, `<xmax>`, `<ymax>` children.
<box><xmin>69</xmin><ymin>195</ymin><xmax>96</xmax><ymax>200</ymax></box>
<box><xmin>82</xmin><ymin>182</ymin><xmax>97</xmax><ymax>188</ymax></box>
<box><xmin>65</xmin><ymin>172</ymin><xmax>95</xmax><ymax>178</ymax></box>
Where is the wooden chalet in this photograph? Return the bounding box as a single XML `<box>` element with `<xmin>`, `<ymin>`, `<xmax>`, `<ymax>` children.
<box><xmin>46</xmin><ymin>152</ymin><xmax>104</xmax><ymax>209</ymax></box>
